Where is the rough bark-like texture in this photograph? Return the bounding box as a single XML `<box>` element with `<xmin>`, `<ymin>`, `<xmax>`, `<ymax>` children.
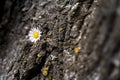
<box><xmin>0</xmin><ymin>0</ymin><xmax>120</xmax><ymax>80</ymax></box>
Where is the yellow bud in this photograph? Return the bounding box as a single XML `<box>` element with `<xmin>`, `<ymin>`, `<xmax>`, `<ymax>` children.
<box><xmin>42</xmin><ymin>66</ymin><xmax>48</xmax><ymax>76</ymax></box>
<box><xmin>37</xmin><ymin>53</ymin><xmax>42</xmax><ymax>58</ymax></box>
<box><xmin>74</xmin><ymin>47</ymin><xmax>79</xmax><ymax>54</ymax></box>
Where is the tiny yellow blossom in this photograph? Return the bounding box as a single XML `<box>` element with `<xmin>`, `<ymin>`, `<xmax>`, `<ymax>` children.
<box><xmin>43</xmin><ymin>70</ymin><xmax>48</xmax><ymax>76</ymax></box>
<box><xmin>74</xmin><ymin>47</ymin><xmax>79</xmax><ymax>54</ymax></box>
<box><xmin>37</xmin><ymin>53</ymin><xmax>42</xmax><ymax>58</ymax></box>
<box><xmin>43</xmin><ymin>66</ymin><xmax>48</xmax><ymax>76</ymax></box>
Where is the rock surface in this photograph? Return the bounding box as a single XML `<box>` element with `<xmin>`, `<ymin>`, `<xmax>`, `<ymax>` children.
<box><xmin>0</xmin><ymin>0</ymin><xmax>120</xmax><ymax>80</ymax></box>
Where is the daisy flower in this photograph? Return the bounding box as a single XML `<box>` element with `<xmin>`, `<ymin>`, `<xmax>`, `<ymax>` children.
<box><xmin>28</xmin><ymin>28</ymin><xmax>42</xmax><ymax>42</ymax></box>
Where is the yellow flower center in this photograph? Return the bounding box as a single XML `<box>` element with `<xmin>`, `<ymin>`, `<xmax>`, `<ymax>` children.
<box><xmin>33</xmin><ymin>32</ymin><xmax>39</xmax><ymax>39</ymax></box>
